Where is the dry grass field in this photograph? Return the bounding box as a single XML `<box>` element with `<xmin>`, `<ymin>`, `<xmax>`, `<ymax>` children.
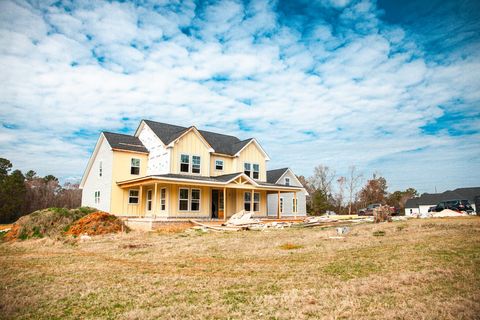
<box><xmin>1</xmin><ymin>217</ymin><xmax>479</xmax><ymax>320</ymax></box>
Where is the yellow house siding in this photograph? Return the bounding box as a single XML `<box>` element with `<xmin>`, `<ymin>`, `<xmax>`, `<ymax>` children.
<box><xmin>170</xmin><ymin>130</ymin><xmax>211</xmax><ymax>176</ymax></box>
<box><xmin>110</xmin><ymin>151</ymin><xmax>148</xmax><ymax>216</ymax></box>
<box><xmin>236</xmin><ymin>142</ymin><xmax>267</xmax><ymax>182</ymax></box>
<box><xmin>210</xmin><ymin>155</ymin><xmax>234</xmax><ymax>176</ymax></box>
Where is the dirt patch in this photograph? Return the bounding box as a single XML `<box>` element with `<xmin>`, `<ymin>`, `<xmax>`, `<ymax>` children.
<box><xmin>66</xmin><ymin>212</ymin><xmax>128</xmax><ymax>236</ymax></box>
<box><xmin>4</xmin><ymin>207</ymin><xmax>97</xmax><ymax>241</ymax></box>
<box><xmin>154</xmin><ymin>222</ymin><xmax>193</xmax><ymax>233</ymax></box>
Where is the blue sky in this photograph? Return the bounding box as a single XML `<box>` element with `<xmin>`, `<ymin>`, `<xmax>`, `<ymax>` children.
<box><xmin>0</xmin><ymin>0</ymin><xmax>479</xmax><ymax>194</ymax></box>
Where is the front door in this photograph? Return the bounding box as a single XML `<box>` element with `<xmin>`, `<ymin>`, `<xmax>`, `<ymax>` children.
<box><xmin>146</xmin><ymin>189</ymin><xmax>153</xmax><ymax>215</ymax></box>
<box><xmin>211</xmin><ymin>190</ymin><xmax>224</xmax><ymax>219</ymax></box>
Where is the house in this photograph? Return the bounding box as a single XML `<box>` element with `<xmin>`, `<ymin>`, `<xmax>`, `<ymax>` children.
<box><xmin>405</xmin><ymin>187</ymin><xmax>480</xmax><ymax>216</ymax></box>
<box><xmin>80</xmin><ymin>120</ymin><xmax>306</xmax><ymax>220</ymax></box>
<box><xmin>266</xmin><ymin>168</ymin><xmax>308</xmax><ymax>217</ymax></box>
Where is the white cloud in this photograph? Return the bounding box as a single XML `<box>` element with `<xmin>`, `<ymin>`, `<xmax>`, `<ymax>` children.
<box><xmin>0</xmin><ymin>0</ymin><xmax>478</xmax><ymax>193</ymax></box>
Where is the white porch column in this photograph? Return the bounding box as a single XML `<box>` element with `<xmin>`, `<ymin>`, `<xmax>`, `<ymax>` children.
<box><xmin>294</xmin><ymin>191</ymin><xmax>297</xmax><ymax>220</ymax></box>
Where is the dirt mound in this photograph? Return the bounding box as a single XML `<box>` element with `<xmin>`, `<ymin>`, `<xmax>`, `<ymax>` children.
<box><xmin>5</xmin><ymin>207</ymin><xmax>97</xmax><ymax>241</ymax></box>
<box><xmin>66</xmin><ymin>212</ymin><xmax>128</xmax><ymax>236</ymax></box>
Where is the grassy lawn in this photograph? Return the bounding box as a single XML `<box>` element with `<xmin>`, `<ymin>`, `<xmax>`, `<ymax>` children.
<box><xmin>1</xmin><ymin>217</ymin><xmax>479</xmax><ymax>319</ymax></box>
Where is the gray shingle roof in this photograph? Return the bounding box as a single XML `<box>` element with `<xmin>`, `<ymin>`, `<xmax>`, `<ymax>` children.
<box><xmin>266</xmin><ymin>168</ymin><xmax>289</xmax><ymax>184</ymax></box>
<box><xmin>103</xmin><ymin>132</ymin><xmax>148</xmax><ymax>153</ymax></box>
<box><xmin>405</xmin><ymin>187</ymin><xmax>480</xmax><ymax>207</ymax></box>
<box><xmin>143</xmin><ymin>120</ymin><xmax>253</xmax><ymax>156</ymax></box>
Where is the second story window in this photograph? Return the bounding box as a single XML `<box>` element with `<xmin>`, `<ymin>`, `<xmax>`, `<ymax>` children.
<box><xmin>131</xmin><ymin>158</ymin><xmax>140</xmax><ymax>175</ymax></box>
<box><xmin>244</xmin><ymin>163</ymin><xmax>251</xmax><ymax>176</ymax></box>
<box><xmin>253</xmin><ymin>164</ymin><xmax>259</xmax><ymax>179</ymax></box>
<box><xmin>192</xmin><ymin>156</ymin><xmax>201</xmax><ymax>174</ymax></box>
<box><xmin>94</xmin><ymin>191</ymin><xmax>100</xmax><ymax>204</ymax></box>
<box><xmin>215</xmin><ymin>160</ymin><xmax>224</xmax><ymax>171</ymax></box>
<box><xmin>180</xmin><ymin>154</ymin><xmax>189</xmax><ymax>173</ymax></box>
<box><xmin>99</xmin><ymin>161</ymin><xmax>103</xmax><ymax>177</ymax></box>
<box><xmin>285</xmin><ymin>177</ymin><xmax>290</xmax><ymax>186</ymax></box>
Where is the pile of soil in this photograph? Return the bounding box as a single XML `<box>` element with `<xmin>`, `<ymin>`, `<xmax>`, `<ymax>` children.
<box><xmin>5</xmin><ymin>207</ymin><xmax>97</xmax><ymax>241</ymax></box>
<box><xmin>66</xmin><ymin>212</ymin><xmax>128</xmax><ymax>236</ymax></box>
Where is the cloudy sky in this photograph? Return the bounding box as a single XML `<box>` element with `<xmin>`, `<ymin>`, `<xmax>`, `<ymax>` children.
<box><xmin>1</xmin><ymin>0</ymin><xmax>479</xmax><ymax>193</ymax></box>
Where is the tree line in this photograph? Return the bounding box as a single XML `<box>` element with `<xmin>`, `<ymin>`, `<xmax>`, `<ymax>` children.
<box><xmin>0</xmin><ymin>158</ymin><xmax>81</xmax><ymax>223</ymax></box>
<box><xmin>297</xmin><ymin>165</ymin><xmax>418</xmax><ymax>215</ymax></box>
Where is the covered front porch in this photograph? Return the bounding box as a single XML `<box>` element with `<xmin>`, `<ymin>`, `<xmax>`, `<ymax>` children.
<box><xmin>113</xmin><ymin>173</ymin><xmax>303</xmax><ymax>220</ymax></box>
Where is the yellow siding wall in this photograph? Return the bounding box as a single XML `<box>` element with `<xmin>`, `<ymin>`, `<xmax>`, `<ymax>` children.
<box><xmin>110</xmin><ymin>151</ymin><xmax>148</xmax><ymax>216</ymax></box>
<box><xmin>235</xmin><ymin>142</ymin><xmax>267</xmax><ymax>182</ymax></box>
<box><xmin>170</xmin><ymin>130</ymin><xmax>211</xmax><ymax>176</ymax></box>
<box><xmin>210</xmin><ymin>155</ymin><xmax>235</xmax><ymax>176</ymax></box>
<box><xmin>234</xmin><ymin>189</ymin><xmax>267</xmax><ymax>217</ymax></box>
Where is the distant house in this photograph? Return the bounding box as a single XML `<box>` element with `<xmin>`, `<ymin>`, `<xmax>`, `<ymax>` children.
<box><xmin>266</xmin><ymin>168</ymin><xmax>308</xmax><ymax>217</ymax></box>
<box><xmin>405</xmin><ymin>187</ymin><xmax>480</xmax><ymax>216</ymax></box>
<box><xmin>79</xmin><ymin>120</ymin><xmax>305</xmax><ymax>220</ymax></box>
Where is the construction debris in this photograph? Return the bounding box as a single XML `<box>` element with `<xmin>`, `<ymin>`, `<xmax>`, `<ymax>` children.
<box><xmin>189</xmin><ymin>211</ymin><xmax>374</xmax><ymax>232</ymax></box>
<box><xmin>430</xmin><ymin>209</ymin><xmax>467</xmax><ymax>218</ymax></box>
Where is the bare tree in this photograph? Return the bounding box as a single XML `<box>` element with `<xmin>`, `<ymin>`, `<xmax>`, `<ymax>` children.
<box><xmin>308</xmin><ymin>165</ymin><xmax>336</xmax><ymax>196</ymax></box>
<box><xmin>346</xmin><ymin>166</ymin><xmax>363</xmax><ymax>214</ymax></box>
<box><xmin>335</xmin><ymin>176</ymin><xmax>346</xmax><ymax>214</ymax></box>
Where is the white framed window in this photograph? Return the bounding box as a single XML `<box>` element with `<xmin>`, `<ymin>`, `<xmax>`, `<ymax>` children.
<box><xmin>179</xmin><ymin>188</ymin><xmax>189</xmax><ymax>211</ymax></box>
<box><xmin>292</xmin><ymin>198</ymin><xmax>297</xmax><ymax>213</ymax></box>
<box><xmin>252</xmin><ymin>164</ymin><xmax>259</xmax><ymax>179</ymax></box>
<box><xmin>215</xmin><ymin>159</ymin><xmax>224</xmax><ymax>171</ymax></box>
<box><xmin>128</xmin><ymin>189</ymin><xmax>139</xmax><ymax>204</ymax></box>
<box><xmin>285</xmin><ymin>177</ymin><xmax>290</xmax><ymax>186</ymax></box>
<box><xmin>191</xmin><ymin>189</ymin><xmax>201</xmax><ymax>211</ymax></box>
<box><xmin>180</xmin><ymin>154</ymin><xmax>189</xmax><ymax>173</ymax></box>
<box><xmin>94</xmin><ymin>191</ymin><xmax>100</xmax><ymax>204</ymax></box>
<box><xmin>160</xmin><ymin>188</ymin><xmax>166</xmax><ymax>211</ymax></box>
<box><xmin>253</xmin><ymin>192</ymin><xmax>260</xmax><ymax>212</ymax></box>
<box><xmin>192</xmin><ymin>156</ymin><xmax>201</xmax><ymax>174</ymax></box>
<box><xmin>244</xmin><ymin>192</ymin><xmax>251</xmax><ymax>211</ymax></box>
<box><xmin>99</xmin><ymin>161</ymin><xmax>103</xmax><ymax>177</ymax></box>
<box><xmin>131</xmin><ymin>158</ymin><xmax>140</xmax><ymax>175</ymax></box>
<box><xmin>146</xmin><ymin>190</ymin><xmax>153</xmax><ymax>211</ymax></box>
<box><xmin>244</xmin><ymin>163</ymin><xmax>251</xmax><ymax>177</ymax></box>
<box><xmin>280</xmin><ymin>197</ymin><xmax>284</xmax><ymax>213</ymax></box>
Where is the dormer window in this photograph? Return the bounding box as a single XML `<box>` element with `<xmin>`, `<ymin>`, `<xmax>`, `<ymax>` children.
<box><xmin>285</xmin><ymin>177</ymin><xmax>290</xmax><ymax>186</ymax></box>
<box><xmin>180</xmin><ymin>154</ymin><xmax>189</xmax><ymax>173</ymax></box>
<box><xmin>130</xmin><ymin>158</ymin><xmax>140</xmax><ymax>175</ymax></box>
<box><xmin>192</xmin><ymin>156</ymin><xmax>201</xmax><ymax>174</ymax></box>
<box><xmin>215</xmin><ymin>160</ymin><xmax>224</xmax><ymax>171</ymax></box>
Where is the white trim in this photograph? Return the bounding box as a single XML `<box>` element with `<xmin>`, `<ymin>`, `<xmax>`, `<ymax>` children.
<box><xmin>215</xmin><ymin>159</ymin><xmax>224</xmax><ymax>171</ymax></box>
<box><xmin>274</xmin><ymin>168</ymin><xmax>309</xmax><ymax>196</ymax></box>
<box><xmin>128</xmin><ymin>189</ymin><xmax>140</xmax><ymax>205</ymax></box>
<box><xmin>80</xmin><ymin>133</ymin><xmax>107</xmax><ymax>188</ymax></box>
<box><xmin>234</xmin><ymin>138</ymin><xmax>271</xmax><ymax>161</ymax></box>
<box><xmin>178</xmin><ymin>187</ymin><xmax>189</xmax><ymax>212</ymax></box>
<box><xmin>292</xmin><ymin>198</ymin><xmax>297</xmax><ymax>213</ymax></box>
<box><xmin>191</xmin><ymin>188</ymin><xmax>201</xmax><ymax>212</ymax></box>
<box><xmin>179</xmin><ymin>153</ymin><xmax>190</xmax><ymax>173</ymax></box>
<box><xmin>160</xmin><ymin>187</ymin><xmax>167</xmax><ymax>212</ymax></box>
<box><xmin>146</xmin><ymin>189</ymin><xmax>153</xmax><ymax>213</ymax></box>
<box><xmin>280</xmin><ymin>197</ymin><xmax>284</xmax><ymax>214</ymax></box>
<box><xmin>131</xmin><ymin>157</ymin><xmax>141</xmax><ymax>175</ymax></box>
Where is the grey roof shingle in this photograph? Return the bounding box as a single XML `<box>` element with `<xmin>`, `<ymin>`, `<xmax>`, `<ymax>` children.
<box><xmin>103</xmin><ymin>132</ymin><xmax>148</xmax><ymax>153</ymax></box>
<box><xmin>405</xmin><ymin>187</ymin><xmax>480</xmax><ymax>207</ymax></box>
<box><xmin>143</xmin><ymin>120</ymin><xmax>252</xmax><ymax>156</ymax></box>
<box><xmin>266</xmin><ymin>168</ymin><xmax>289</xmax><ymax>184</ymax></box>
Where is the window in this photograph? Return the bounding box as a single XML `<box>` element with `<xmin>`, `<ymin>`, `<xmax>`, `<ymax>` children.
<box><xmin>131</xmin><ymin>158</ymin><xmax>140</xmax><ymax>175</ymax></box>
<box><xmin>180</xmin><ymin>154</ymin><xmax>189</xmax><ymax>173</ymax></box>
<box><xmin>192</xmin><ymin>156</ymin><xmax>201</xmax><ymax>174</ymax></box>
<box><xmin>191</xmin><ymin>189</ymin><xmax>200</xmax><ymax>211</ymax></box>
<box><xmin>147</xmin><ymin>190</ymin><xmax>152</xmax><ymax>211</ymax></box>
<box><xmin>129</xmin><ymin>190</ymin><xmax>139</xmax><ymax>204</ymax></box>
<box><xmin>280</xmin><ymin>198</ymin><xmax>284</xmax><ymax>213</ymax></box>
<box><xmin>179</xmin><ymin>188</ymin><xmax>189</xmax><ymax>211</ymax></box>
<box><xmin>252</xmin><ymin>164</ymin><xmax>259</xmax><ymax>179</ymax></box>
<box><xmin>99</xmin><ymin>161</ymin><xmax>103</xmax><ymax>177</ymax></box>
<box><xmin>292</xmin><ymin>198</ymin><xmax>297</xmax><ymax>213</ymax></box>
<box><xmin>244</xmin><ymin>192</ymin><xmax>251</xmax><ymax>211</ymax></box>
<box><xmin>244</xmin><ymin>163</ymin><xmax>251</xmax><ymax>177</ymax></box>
<box><xmin>219</xmin><ymin>192</ymin><xmax>224</xmax><ymax>210</ymax></box>
<box><xmin>285</xmin><ymin>177</ymin><xmax>290</xmax><ymax>186</ymax></box>
<box><xmin>253</xmin><ymin>192</ymin><xmax>260</xmax><ymax>212</ymax></box>
<box><xmin>215</xmin><ymin>160</ymin><xmax>224</xmax><ymax>171</ymax></box>
<box><xmin>160</xmin><ymin>188</ymin><xmax>166</xmax><ymax>211</ymax></box>
<box><xmin>94</xmin><ymin>191</ymin><xmax>100</xmax><ymax>204</ymax></box>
